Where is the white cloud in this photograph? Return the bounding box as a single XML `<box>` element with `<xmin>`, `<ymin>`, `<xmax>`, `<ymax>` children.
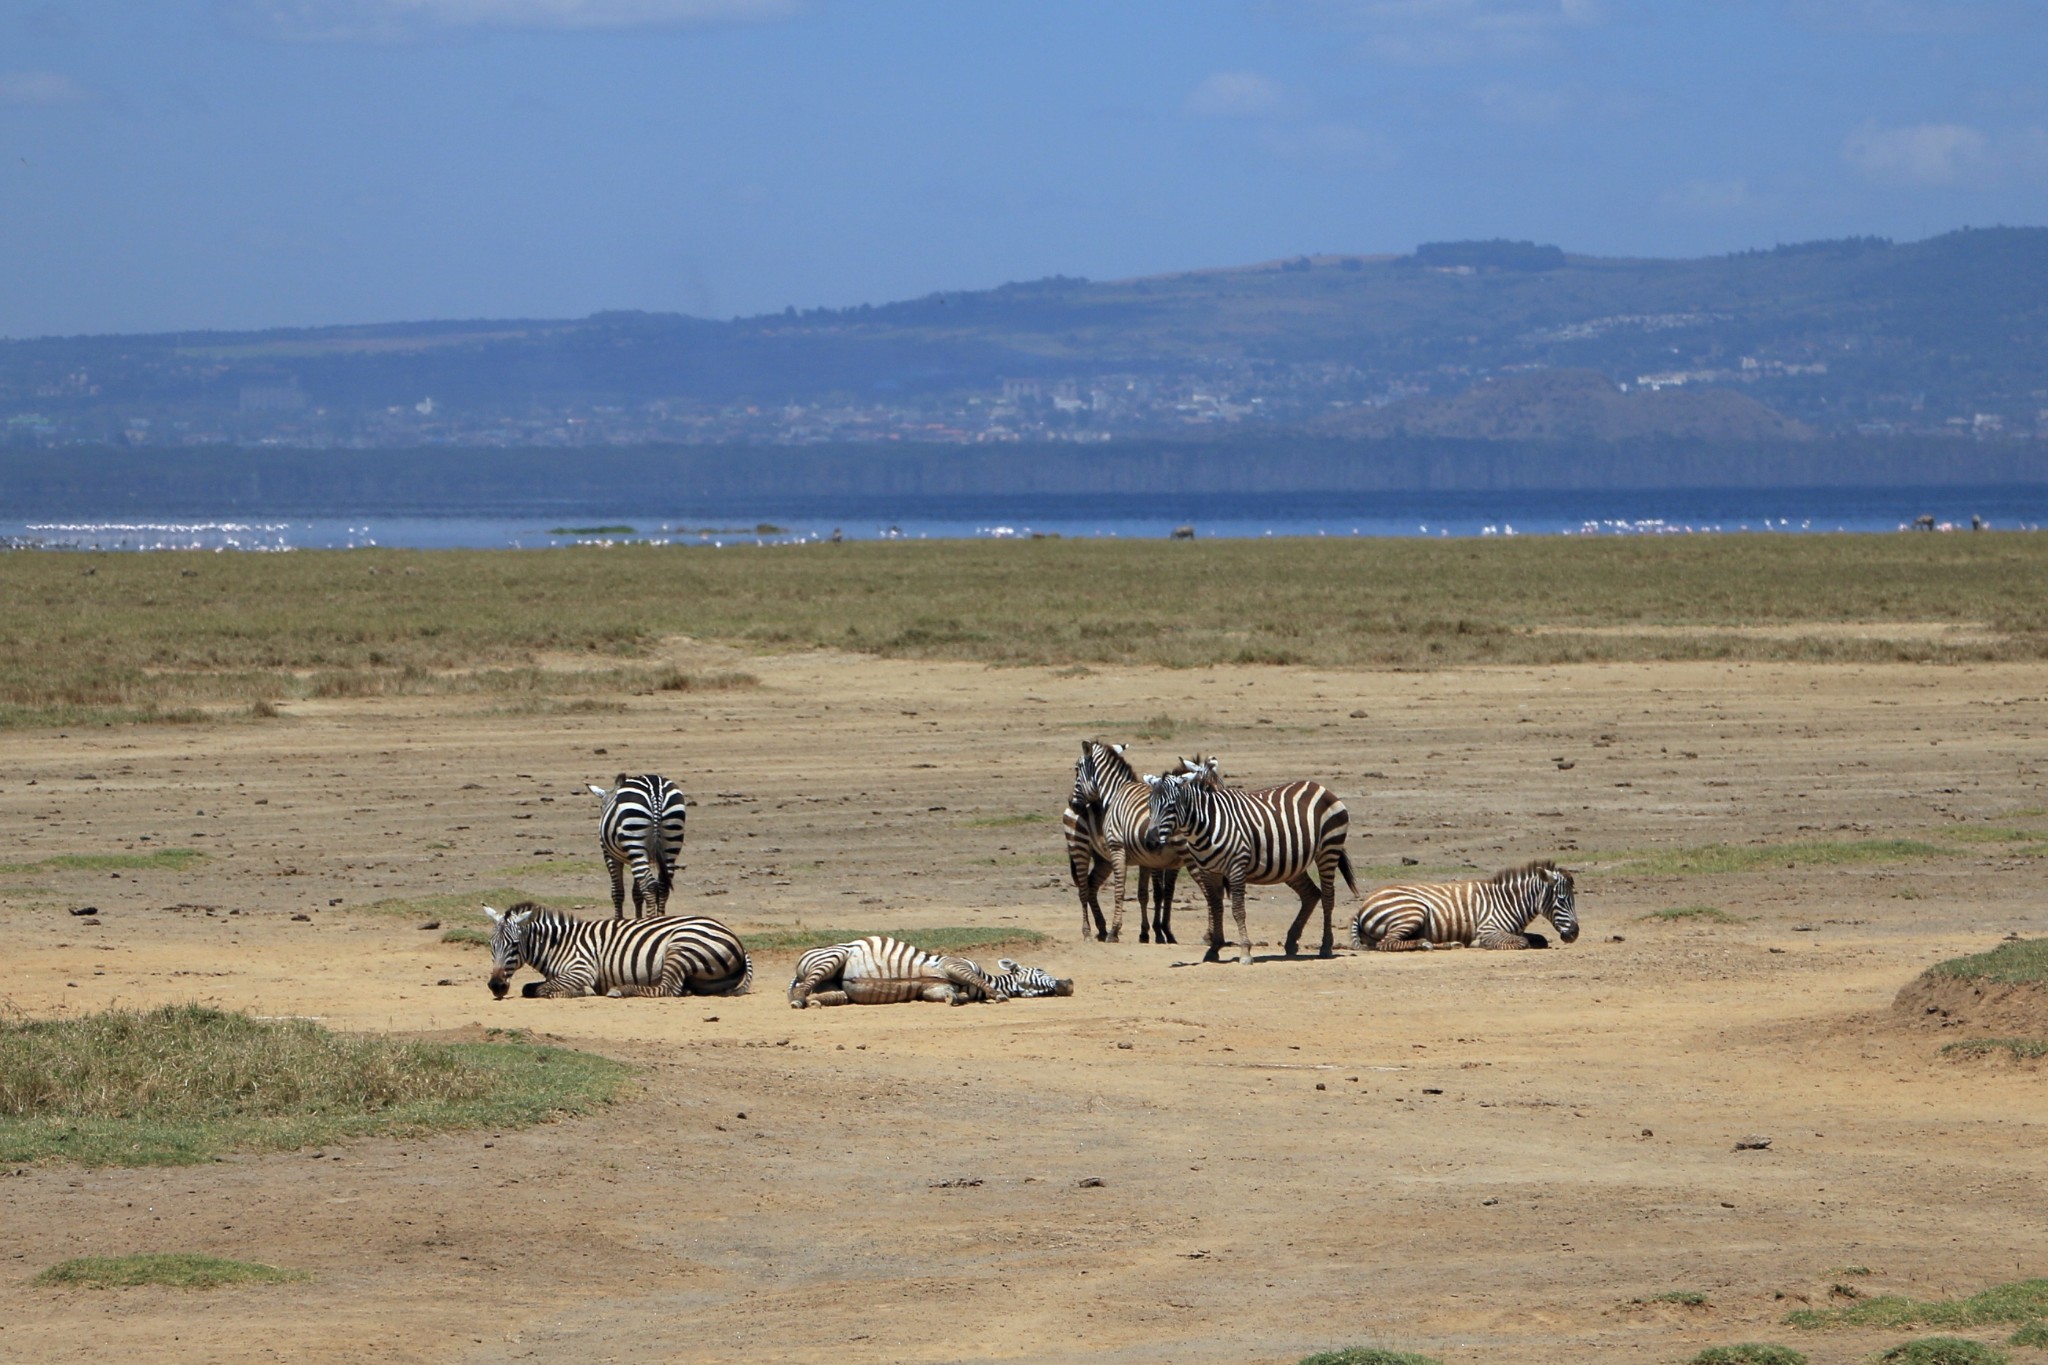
<box><xmin>222</xmin><ymin>0</ymin><xmax>799</xmax><ymax>41</ymax></box>
<box><xmin>1843</xmin><ymin>121</ymin><xmax>1994</xmax><ymax>185</ymax></box>
<box><xmin>0</xmin><ymin>70</ymin><xmax>92</xmax><ymax>106</ymax></box>
<box><xmin>1183</xmin><ymin>71</ymin><xmax>1285</xmax><ymax>119</ymax></box>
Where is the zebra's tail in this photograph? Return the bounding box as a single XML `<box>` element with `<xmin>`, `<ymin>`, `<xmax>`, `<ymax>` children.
<box><xmin>1337</xmin><ymin>849</ymin><xmax>1360</xmax><ymax>897</ymax></box>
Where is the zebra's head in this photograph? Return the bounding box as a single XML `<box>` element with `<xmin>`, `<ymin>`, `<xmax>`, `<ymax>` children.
<box><xmin>483</xmin><ymin>902</ymin><xmax>536</xmax><ymax>999</ymax></box>
<box><xmin>1074</xmin><ymin>739</ymin><xmax>1129</xmax><ymax>808</ymax></box>
<box><xmin>996</xmin><ymin>957</ymin><xmax>1075</xmax><ymax>997</ymax></box>
<box><xmin>1537</xmin><ymin>864</ymin><xmax>1579</xmax><ymax>943</ymax></box>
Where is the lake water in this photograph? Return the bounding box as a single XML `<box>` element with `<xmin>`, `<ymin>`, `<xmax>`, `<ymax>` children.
<box><xmin>5</xmin><ymin>485</ymin><xmax>2042</xmax><ymax>551</ymax></box>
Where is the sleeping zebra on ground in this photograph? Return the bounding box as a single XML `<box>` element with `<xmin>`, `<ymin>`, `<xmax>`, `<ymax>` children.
<box><xmin>1062</xmin><ymin>739</ymin><xmax>1183</xmax><ymax>943</ymax></box>
<box><xmin>787</xmin><ymin>935</ymin><xmax>1010</xmax><ymax>1008</ymax></box>
<box><xmin>485</xmin><ymin>901</ymin><xmax>752</xmax><ymax>998</ymax></box>
<box><xmin>1350</xmin><ymin>860</ymin><xmax>1578</xmax><ymax>951</ymax></box>
<box><xmin>1149</xmin><ymin>754</ymin><xmax>1358</xmax><ymax>964</ymax></box>
<box><xmin>589</xmin><ymin>772</ymin><xmax>688</xmax><ymax>917</ymax></box>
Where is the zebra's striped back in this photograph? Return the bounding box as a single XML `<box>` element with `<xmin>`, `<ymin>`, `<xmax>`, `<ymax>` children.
<box><xmin>485</xmin><ymin>902</ymin><xmax>751</xmax><ymax>998</ymax></box>
<box><xmin>592</xmin><ymin>772</ymin><xmax>688</xmax><ymax>917</ymax></box>
<box><xmin>788</xmin><ymin>935</ymin><xmax>1006</xmax><ymax>1007</ymax></box>
<box><xmin>1151</xmin><ymin>754</ymin><xmax>1357</xmax><ymax>963</ymax></box>
<box><xmin>1351</xmin><ymin>860</ymin><xmax>1578</xmax><ymax>951</ymax></box>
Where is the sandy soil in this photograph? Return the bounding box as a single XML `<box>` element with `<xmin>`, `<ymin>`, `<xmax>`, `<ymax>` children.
<box><xmin>3</xmin><ymin>646</ymin><xmax>2046</xmax><ymax>1365</ymax></box>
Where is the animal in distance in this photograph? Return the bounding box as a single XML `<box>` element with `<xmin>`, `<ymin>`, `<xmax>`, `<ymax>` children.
<box><xmin>484</xmin><ymin>902</ymin><xmax>751</xmax><ymax>998</ymax></box>
<box><xmin>1062</xmin><ymin>739</ymin><xmax>1183</xmax><ymax>943</ymax></box>
<box><xmin>1351</xmin><ymin>860</ymin><xmax>1578</xmax><ymax>951</ymax></box>
<box><xmin>787</xmin><ymin>935</ymin><xmax>1009</xmax><ymax>1007</ymax></box>
<box><xmin>1149</xmin><ymin>754</ymin><xmax>1358</xmax><ymax>964</ymax></box>
<box><xmin>589</xmin><ymin>772</ymin><xmax>688</xmax><ymax>917</ymax></box>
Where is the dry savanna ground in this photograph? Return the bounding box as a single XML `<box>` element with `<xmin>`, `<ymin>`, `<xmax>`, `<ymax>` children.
<box><xmin>2</xmin><ymin>550</ymin><xmax>2046</xmax><ymax>1364</ymax></box>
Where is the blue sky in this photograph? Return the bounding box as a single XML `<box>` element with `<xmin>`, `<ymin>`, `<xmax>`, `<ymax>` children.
<box><xmin>3</xmin><ymin>0</ymin><xmax>2046</xmax><ymax>336</ymax></box>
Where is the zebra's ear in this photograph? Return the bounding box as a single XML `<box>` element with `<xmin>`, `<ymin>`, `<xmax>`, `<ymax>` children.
<box><xmin>483</xmin><ymin>904</ymin><xmax>504</xmax><ymax>923</ymax></box>
<box><xmin>998</xmin><ymin>958</ymin><xmax>1021</xmax><ymax>971</ymax></box>
<box><xmin>588</xmin><ymin>783</ymin><xmax>607</xmax><ymax>798</ymax></box>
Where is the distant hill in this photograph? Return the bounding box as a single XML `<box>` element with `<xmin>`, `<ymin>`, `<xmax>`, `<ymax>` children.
<box><xmin>2</xmin><ymin>226</ymin><xmax>2045</xmax><ymax>453</ymax></box>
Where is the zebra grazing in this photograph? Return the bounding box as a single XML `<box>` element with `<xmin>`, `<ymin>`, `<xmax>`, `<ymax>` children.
<box><xmin>979</xmin><ymin>957</ymin><xmax>1074</xmax><ymax>998</ymax></box>
<box><xmin>1063</xmin><ymin>739</ymin><xmax>1183</xmax><ymax>944</ymax></box>
<box><xmin>484</xmin><ymin>902</ymin><xmax>751</xmax><ymax>998</ymax></box>
<box><xmin>590</xmin><ymin>773</ymin><xmax>688</xmax><ymax>918</ymax></box>
<box><xmin>1351</xmin><ymin>860</ymin><xmax>1579</xmax><ymax>951</ymax></box>
<box><xmin>1149</xmin><ymin>754</ymin><xmax>1358</xmax><ymax>964</ymax></box>
<box><xmin>788</xmin><ymin>935</ymin><xmax>1008</xmax><ymax>1008</ymax></box>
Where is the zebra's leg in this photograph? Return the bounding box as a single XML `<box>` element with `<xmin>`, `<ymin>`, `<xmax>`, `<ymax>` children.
<box><xmin>802</xmin><ymin>989</ymin><xmax>854</xmax><ymax>1007</ymax></box>
<box><xmin>937</xmin><ymin>955</ymin><xmax>1007</xmax><ymax>1003</ymax></box>
<box><xmin>1319</xmin><ymin>865</ymin><xmax>1337</xmax><ymax>958</ymax></box>
<box><xmin>525</xmin><ymin>964</ymin><xmax>597</xmax><ymax>998</ymax></box>
<box><xmin>840</xmin><ymin>979</ymin><xmax>933</xmax><ymax>1005</ymax></box>
<box><xmin>1076</xmin><ymin>855</ymin><xmax>1110</xmax><ymax>942</ymax></box>
<box><xmin>1230</xmin><ymin>875</ymin><xmax>1252</xmax><ymax>965</ymax></box>
<box><xmin>787</xmin><ymin>950</ymin><xmax>848</xmax><ymax>1008</ymax></box>
<box><xmin>604</xmin><ymin>852</ymin><xmax>628</xmax><ymax>918</ymax></box>
<box><xmin>1472</xmin><ymin>930</ymin><xmax>1535</xmax><ymax>950</ymax></box>
<box><xmin>1282</xmin><ymin>872</ymin><xmax>1320</xmax><ymax>957</ymax></box>
<box><xmin>1106</xmin><ymin>846</ymin><xmax>1130</xmax><ymax>943</ymax></box>
<box><xmin>1156</xmin><ymin>867</ymin><xmax>1177</xmax><ymax>944</ymax></box>
<box><xmin>1200</xmin><ymin>873</ymin><xmax>1227</xmax><ymax>963</ymax></box>
<box><xmin>1136</xmin><ymin>866</ymin><xmax>1153</xmax><ymax>944</ymax></box>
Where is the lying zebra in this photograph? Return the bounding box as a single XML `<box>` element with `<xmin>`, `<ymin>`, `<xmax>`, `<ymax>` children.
<box><xmin>1349</xmin><ymin>860</ymin><xmax>1578</xmax><ymax>951</ymax></box>
<box><xmin>786</xmin><ymin>935</ymin><xmax>1072</xmax><ymax>1007</ymax></box>
<box><xmin>485</xmin><ymin>902</ymin><xmax>752</xmax><ymax>998</ymax></box>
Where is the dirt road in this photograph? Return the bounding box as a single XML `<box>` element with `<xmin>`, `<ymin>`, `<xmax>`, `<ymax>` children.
<box><xmin>4</xmin><ymin>647</ymin><xmax>2044</xmax><ymax>1364</ymax></box>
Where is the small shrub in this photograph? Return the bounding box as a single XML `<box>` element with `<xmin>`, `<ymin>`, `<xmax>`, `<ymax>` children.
<box><xmin>1787</xmin><ymin>1279</ymin><xmax>2048</xmax><ymax>1331</ymax></box>
<box><xmin>1646</xmin><ymin>905</ymin><xmax>1743</xmax><ymax>923</ymax></box>
<box><xmin>1874</xmin><ymin>1338</ymin><xmax>2009</xmax><ymax>1365</ymax></box>
<box><xmin>1940</xmin><ymin>1038</ymin><xmax>2048</xmax><ymax>1061</ymax></box>
<box><xmin>1688</xmin><ymin>1346</ymin><xmax>1807</xmax><ymax>1365</ymax></box>
<box><xmin>1635</xmin><ymin>1290</ymin><xmax>1710</xmax><ymax>1307</ymax></box>
<box><xmin>34</xmin><ymin>1254</ymin><xmax>306</xmax><ymax>1289</ymax></box>
<box><xmin>1298</xmin><ymin>1349</ymin><xmax>1443</xmax><ymax>1365</ymax></box>
<box><xmin>2008</xmin><ymin>1322</ymin><xmax>2048</xmax><ymax>1348</ymax></box>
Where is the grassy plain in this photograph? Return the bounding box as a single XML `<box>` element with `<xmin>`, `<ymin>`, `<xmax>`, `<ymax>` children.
<box><xmin>4</xmin><ymin>533</ymin><xmax>2046</xmax><ymax>726</ymax></box>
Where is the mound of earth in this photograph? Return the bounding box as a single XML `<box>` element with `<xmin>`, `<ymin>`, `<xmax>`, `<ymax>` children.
<box><xmin>1891</xmin><ymin>971</ymin><xmax>2048</xmax><ymax>1036</ymax></box>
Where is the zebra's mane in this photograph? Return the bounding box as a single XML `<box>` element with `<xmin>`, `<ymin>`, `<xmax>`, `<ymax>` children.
<box><xmin>1084</xmin><ymin>739</ymin><xmax>1139</xmax><ymax>787</ymax></box>
<box><xmin>1489</xmin><ymin>859</ymin><xmax>1559</xmax><ymax>884</ymax></box>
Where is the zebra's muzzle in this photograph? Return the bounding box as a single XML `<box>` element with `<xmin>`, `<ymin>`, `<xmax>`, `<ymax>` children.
<box><xmin>488</xmin><ymin>970</ymin><xmax>512</xmax><ymax>999</ymax></box>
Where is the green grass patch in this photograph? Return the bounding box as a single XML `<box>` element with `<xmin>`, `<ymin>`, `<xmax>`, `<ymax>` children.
<box><xmin>1940</xmin><ymin>1037</ymin><xmax>2048</xmax><ymax>1061</ymax></box>
<box><xmin>1787</xmin><ymin>1280</ymin><xmax>2048</xmax><ymax>1331</ymax></box>
<box><xmin>742</xmin><ymin>926</ymin><xmax>1056</xmax><ymax>956</ymax></box>
<box><xmin>34</xmin><ymin>1253</ymin><xmax>307</xmax><ymax>1290</ymax></box>
<box><xmin>0</xmin><ymin>1004</ymin><xmax>629</xmax><ymax>1166</ymax></box>
<box><xmin>1601</xmin><ymin>839</ymin><xmax>1951</xmax><ymax>876</ymax></box>
<box><xmin>1875</xmin><ymin>1339</ymin><xmax>2010</xmax><ymax>1365</ymax></box>
<box><xmin>1645</xmin><ymin>905</ymin><xmax>1745</xmax><ymax>923</ymax></box>
<box><xmin>1298</xmin><ymin>1350</ymin><xmax>1443</xmax><ymax>1365</ymax></box>
<box><xmin>1688</xmin><ymin>1347</ymin><xmax>1808</xmax><ymax>1365</ymax></box>
<box><xmin>1927</xmin><ymin>939</ymin><xmax>2048</xmax><ymax>988</ymax></box>
<box><xmin>7</xmin><ymin>536</ymin><xmax>2048</xmax><ymax>727</ymax></box>
<box><xmin>351</xmin><ymin>888</ymin><xmax>541</xmax><ymax>920</ymax></box>
<box><xmin>0</xmin><ymin>849</ymin><xmax>204</xmax><ymax>876</ymax></box>
<box><xmin>441</xmin><ymin>927</ymin><xmax>493</xmax><ymax>948</ymax></box>
<box><xmin>1935</xmin><ymin>826</ymin><xmax>2048</xmax><ymax>846</ymax></box>
<box><xmin>1633</xmin><ymin>1290</ymin><xmax>1711</xmax><ymax>1307</ymax></box>
<box><xmin>2009</xmin><ymin>1322</ymin><xmax>2048</xmax><ymax>1348</ymax></box>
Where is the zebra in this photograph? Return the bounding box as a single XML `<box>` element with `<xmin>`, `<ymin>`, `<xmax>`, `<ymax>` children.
<box><xmin>977</xmin><ymin>956</ymin><xmax>1075</xmax><ymax>998</ymax></box>
<box><xmin>1350</xmin><ymin>860</ymin><xmax>1579</xmax><ymax>951</ymax></box>
<box><xmin>787</xmin><ymin>935</ymin><xmax>1009</xmax><ymax>1008</ymax></box>
<box><xmin>1149</xmin><ymin>754</ymin><xmax>1358</xmax><ymax>964</ymax></box>
<box><xmin>589</xmin><ymin>773</ymin><xmax>688</xmax><ymax>918</ymax></box>
<box><xmin>484</xmin><ymin>902</ymin><xmax>752</xmax><ymax>998</ymax></box>
<box><xmin>1062</xmin><ymin>739</ymin><xmax>1183</xmax><ymax>944</ymax></box>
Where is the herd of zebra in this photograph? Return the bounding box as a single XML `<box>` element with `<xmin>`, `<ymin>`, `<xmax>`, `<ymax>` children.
<box><xmin>482</xmin><ymin>774</ymin><xmax>1074</xmax><ymax>1007</ymax></box>
<box><xmin>1063</xmin><ymin>740</ymin><xmax>1579</xmax><ymax>963</ymax></box>
<box><xmin>480</xmin><ymin>753</ymin><xmax>1580</xmax><ymax>1006</ymax></box>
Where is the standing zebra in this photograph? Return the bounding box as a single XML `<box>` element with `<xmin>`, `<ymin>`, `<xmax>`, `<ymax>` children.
<box><xmin>1149</xmin><ymin>754</ymin><xmax>1358</xmax><ymax>964</ymax></box>
<box><xmin>1351</xmin><ymin>860</ymin><xmax>1578</xmax><ymax>951</ymax></box>
<box><xmin>484</xmin><ymin>902</ymin><xmax>752</xmax><ymax>998</ymax></box>
<box><xmin>787</xmin><ymin>935</ymin><xmax>1008</xmax><ymax>1007</ymax></box>
<box><xmin>1062</xmin><ymin>740</ymin><xmax>1183</xmax><ymax>944</ymax></box>
<box><xmin>589</xmin><ymin>773</ymin><xmax>688</xmax><ymax>918</ymax></box>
